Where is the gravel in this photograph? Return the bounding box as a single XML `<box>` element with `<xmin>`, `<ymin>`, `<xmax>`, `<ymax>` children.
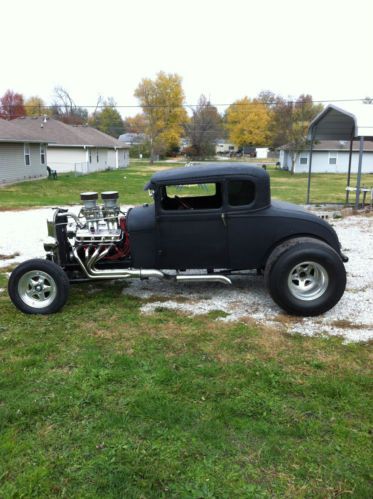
<box><xmin>0</xmin><ymin>206</ymin><xmax>372</xmax><ymax>343</ymax></box>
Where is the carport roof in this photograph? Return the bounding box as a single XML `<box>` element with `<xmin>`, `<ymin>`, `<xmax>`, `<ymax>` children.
<box><xmin>308</xmin><ymin>103</ymin><xmax>373</xmax><ymax>140</ymax></box>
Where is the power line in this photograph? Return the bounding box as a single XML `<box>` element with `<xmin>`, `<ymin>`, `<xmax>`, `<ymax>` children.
<box><xmin>1</xmin><ymin>97</ymin><xmax>371</xmax><ymax>110</ymax></box>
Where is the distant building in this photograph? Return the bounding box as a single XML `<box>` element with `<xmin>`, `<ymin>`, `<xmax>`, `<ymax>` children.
<box><xmin>0</xmin><ymin>119</ymin><xmax>48</xmax><ymax>184</ymax></box>
<box><xmin>279</xmin><ymin>140</ymin><xmax>373</xmax><ymax>173</ymax></box>
<box><xmin>118</xmin><ymin>133</ymin><xmax>147</xmax><ymax>145</ymax></box>
<box><xmin>0</xmin><ymin>117</ymin><xmax>130</xmax><ymax>177</ymax></box>
<box><xmin>215</xmin><ymin>140</ymin><xmax>238</xmax><ymax>155</ymax></box>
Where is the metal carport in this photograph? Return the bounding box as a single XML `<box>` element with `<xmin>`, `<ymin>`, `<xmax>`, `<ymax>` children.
<box><xmin>306</xmin><ymin>103</ymin><xmax>373</xmax><ymax>208</ymax></box>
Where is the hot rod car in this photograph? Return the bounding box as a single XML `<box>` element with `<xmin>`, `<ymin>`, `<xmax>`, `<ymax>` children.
<box><xmin>8</xmin><ymin>163</ymin><xmax>348</xmax><ymax>316</ymax></box>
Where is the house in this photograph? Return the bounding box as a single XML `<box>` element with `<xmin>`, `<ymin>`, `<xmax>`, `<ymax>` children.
<box><xmin>279</xmin><ymin>140</ymin><xmax>373</xmax><ymax>173</ymax></box>
<box><xmin>10</xmin><ymin>117</ymin><xmax>130</xmax><ymax>174</ymax></box>
<box><xmin>118</xmin><ymin>132</ymin><xmax>147</xmax><ymax>145</ymax></box>
<box><xmin>0</xmin><ymin>119</ymin><xmax>48</xmax><ymax>184</ymax></box>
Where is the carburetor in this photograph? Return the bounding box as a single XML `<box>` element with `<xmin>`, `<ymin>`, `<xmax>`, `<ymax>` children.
<box><xmin>75</xmin><ymin>191</ymin><xmax>122</xmax><ymax>243</ymax></box>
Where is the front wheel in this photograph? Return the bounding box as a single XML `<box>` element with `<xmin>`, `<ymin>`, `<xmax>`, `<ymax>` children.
<box><xmin>8</xmin><ymin>259</ymin><xmax>70</xmax><ymax>314</ymax></box>
<box><xmin>265</xmin><ymin>239</ymin><xmax>346</xmax><ymax>316</ymax></box>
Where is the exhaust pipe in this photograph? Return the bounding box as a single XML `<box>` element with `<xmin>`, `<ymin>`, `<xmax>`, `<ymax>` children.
<box><xmin>176</xmin><ymin>275</ymin><xmax>232</xmax><ymax>285</ymax></box>
<box><xmin>72</xmin><ymin>246</ymin><xmax>164</xmax><ymax>280</ymax></box>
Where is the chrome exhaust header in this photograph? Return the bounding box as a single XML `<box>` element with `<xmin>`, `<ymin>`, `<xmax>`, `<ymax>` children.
<box><xmin>72</xmin><ymin>246</ymin><xmax>164</xmax><ymax>280</ymax></box>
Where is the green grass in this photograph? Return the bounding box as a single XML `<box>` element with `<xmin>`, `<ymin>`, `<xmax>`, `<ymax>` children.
<box><xmin>0</xmin><ymin>274</ymin><xmax>372</xmax><ymax>497</ymax></box>
<box><xmin>0</xmin><ymin>160</ymin><xmax>370</xmax><ymax>209</ymax></box>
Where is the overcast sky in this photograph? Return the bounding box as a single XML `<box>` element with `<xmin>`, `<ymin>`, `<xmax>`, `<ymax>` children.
<box><xmin>1</xmin><ymin>0</ymin><xmax>373</xmax><ymax>116</ymax></box>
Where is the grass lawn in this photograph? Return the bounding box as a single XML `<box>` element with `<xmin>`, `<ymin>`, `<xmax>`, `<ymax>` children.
<box><xmin>0</xmin><ymin>269</ymin><xmax>372</xmax><ymax>497</ymax></box>
<box><xmin>0</xmin><ymin>160</ymin><xmax>370</xmax><ymax>209</ymax></box>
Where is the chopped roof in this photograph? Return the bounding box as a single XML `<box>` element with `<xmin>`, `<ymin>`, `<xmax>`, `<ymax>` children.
<box><xmin>144</xmin><ymin>163</ymin><xmax>268</xmax><ymax>189</ymax></box>
<box><xmin>1</xmin><ymin>117</ymin><xmax>129</xmax><ymax>148</ymax></box>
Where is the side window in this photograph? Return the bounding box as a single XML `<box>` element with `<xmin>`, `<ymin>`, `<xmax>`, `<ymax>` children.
<box><xmin>40</xmin><ymin>144</ymin><xmax>45</xmax><ymax>165</ymax></box>
<box><xmin>299</xmin><ymin>155</ymin><xmax>308</xmax><ymax>165</ymax></box>
<box><xmin>161</xmin><ymin>183</ymin><xmax>222</xmax><ymax>210</ymax></box>
<box><xmin>228</xmin><ymin>180</ymin><xmax>255</xmax><ymax>206</ymax></box>
<box><xmin>24</xmin><ymin>143</ymin><xmax>30</xmax><ymax>166</ymax></box>
<box><xmin>96</xmin><ymin>149</ymin><xmax>99</xmax><ymax>162</ymax></box>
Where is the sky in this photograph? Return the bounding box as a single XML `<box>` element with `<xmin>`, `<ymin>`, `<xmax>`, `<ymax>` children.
<box><xmin>1</xmin><ymin>0</ymin><xmax>373</xmax><ymax>117</ymax></box>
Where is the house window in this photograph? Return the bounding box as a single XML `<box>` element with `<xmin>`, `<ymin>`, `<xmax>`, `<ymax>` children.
<box><xmin>299</xmin><ymin>155</ymin><xmax>308</xmax><ymax>165</ymax></box>
<box><xmin>329</xmin><ymin>153</ymin><xmax>337</xmax><ymax>165</ymax></box>
<box><xmin>24</xmin><ymin>143</ymin><xmax>30</xmax><ymax>166</ymax></box>
<box><xmin>228</xmin><ymin>180</ymin><xmax>255</xmax><ymax>206</ymax></box>
<box><xmin>40</xmin><ymin>144</ymin><xmax>45</xmax><ymax>165</ymax></box>
<box><xmin>96</xmin><ymin>149</ymin><xmax>99</xmax><ymax>162</ymax></box>
<box><xmin>89</xmin><ymin>149</ymin><xmax>92</xmax><ymax>163</ymax></box>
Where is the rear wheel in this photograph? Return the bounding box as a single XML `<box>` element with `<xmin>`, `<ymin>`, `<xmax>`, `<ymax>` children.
<box><xmin>265</xmin><ymin>239</ymin><xmax>346</xmax><ymax>316</ymax></box>
<box><xmin>8</xmin><ymin>259</ymin><xmax>70</xmax><ymax>314</ymax></box>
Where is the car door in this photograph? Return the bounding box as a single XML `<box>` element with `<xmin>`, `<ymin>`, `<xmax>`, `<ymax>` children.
<box><xmin>226</xmin><ymin>177</ymin><xmax>264</xmax><ymax>269</ymax></box>
<box><xmin>156</xmin><ymin>181</ymin><xmax>229</xmax><ymax>269</ymax></box>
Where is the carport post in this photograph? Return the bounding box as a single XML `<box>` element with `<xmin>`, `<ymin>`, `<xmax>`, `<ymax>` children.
<box><xmin>306</xmin><ymin>130</ymin><xmax>316</xmax><ymax>204</ymax></box>
<box><xmin>355</xmin><ymin>136</ymin><xmax>364</xmax><ymax>209</ymax></box>
<box><xmin>345</xmin><ymin>136</ymin><xmax>354</xmax><ymax>204</ymax></box>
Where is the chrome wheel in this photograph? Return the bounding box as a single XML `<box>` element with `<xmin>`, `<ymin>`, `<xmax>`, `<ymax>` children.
<box><xmin>18</xmin><ymin>270</ymin><xmax>57</xmax><ymax>309</ymax></box>
<box><xmin>287</xmin><ymin>261</ymin><xmax>329</xmax><ymax>301</ymax></box>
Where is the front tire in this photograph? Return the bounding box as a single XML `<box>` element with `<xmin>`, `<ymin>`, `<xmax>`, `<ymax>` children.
<box><xmin>265</xmin><ymin>239</ymin><xmax>346</xmax><ymax>316</ymax></box>
<box><xmin>8</xmin><ymin>259</ymin><xmax>70</xmax><ymax>314</ymax></box>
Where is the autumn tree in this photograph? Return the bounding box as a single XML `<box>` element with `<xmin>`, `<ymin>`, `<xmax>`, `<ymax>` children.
<box><xmin>51</xmin><ymin>86</ymin><xmax>88</xmax><ymax>125</ymax></box>
<box><xmin>184</xmin><ymin>95</ymin><xmax>222</xmax><ymax>158</ymax></box>
<box><xmin>89</xmin><ymin>98</ymin><xmax>124</xmax><ymax>137</ymax></box>
<box><xmin>123</xmin><ymin>113</ymin><xmax>147</xmax><ymax>134</ymax></box>
<box><xmin>225</xmin><ymin>97</ymin><xmax>270</xmax><ymax>148</ymax></box>
<box><xmin>263</xmin><ymin>93</ymin><xmax>323</xmax><ymax>173</ymax></box>
<box><xmin>134</xmin><ymin>72</ymin><xmax>187</xmax><ymax>162</ymax></box>
<box><xmin>0</xmin><ymin>90</ymin><xmax>25</xmax><ymax>119</ymax></box>
<box><xmin>25</xmin><ymin>96</ymin><xmax>50</xmax><ymax>117</ymax></box>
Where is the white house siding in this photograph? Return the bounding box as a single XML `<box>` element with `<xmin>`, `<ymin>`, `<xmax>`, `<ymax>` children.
<box><xmin>107</xmin><ymin>149</ymin><xmax>130</xmax><ymax>168</ymax></box>
<box><xmin>0</xmin><ymin>142</ymin><xmax>46</xmax><ymax>184</ymax></box>
<box><xmin>280</xmin><ymin>150</ymin><xmax>373</xmax><ymax>174</ymax></box>
<box><xmin>296</xmin><ymin>151</ymin><xmax>373</xmax><ymax>174</ymax></box>
<box><xmin>47</xmin><ymin>147</ymin><xmax>87</xmax><ymax>173</ymax></box>
<box><xmin>47</xmin><ymin>147</ymin><xmax>109</xmax><ymax>173</ymax></box>
<box><xmin>85</xmin><ymin>148</ymin><xmax>109</xmax><ymax>173</ymax></box>
<box><xmin>47</xmin><ymin>146</ymin><xmax>129</xmax><ymax>173</ymax></box>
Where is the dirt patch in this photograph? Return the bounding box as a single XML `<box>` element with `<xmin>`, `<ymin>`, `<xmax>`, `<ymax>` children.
<box><xmin>331</xmin><ymin>319</ymin><xmax>370</xmax><ymax>330</ymax></box>
<box><xmin>0</xmin><ymin>252</ymin><xmax>20</xmax><ymax>260</ymax></box>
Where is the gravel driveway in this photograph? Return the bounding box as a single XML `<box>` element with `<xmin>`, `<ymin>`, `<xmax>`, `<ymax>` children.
<box><xmin>0</xmin><ymin>207</ymin><xmax>372</xmax><ymax>343</ymax></box>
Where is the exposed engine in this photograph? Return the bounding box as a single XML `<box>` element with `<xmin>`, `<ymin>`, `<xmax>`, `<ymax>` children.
<box><xmin>72</xmin><ymin>191</ymin><xmax>131</xmax><ymax>263</ymax></box>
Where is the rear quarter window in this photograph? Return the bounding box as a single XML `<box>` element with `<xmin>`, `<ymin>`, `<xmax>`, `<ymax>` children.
<box><xmin>228</xmin><ymin>180</ymin><xmax>255</xmax><ymax>206</ymax></box>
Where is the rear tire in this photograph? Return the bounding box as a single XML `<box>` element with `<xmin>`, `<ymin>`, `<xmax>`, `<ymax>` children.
<box><xmin>265</xmin><ymin>238</ymin><xmax>346</xmax><ymax>316</ymax></box>
<box><xmin>8</xmin><ymin>259</ymin><xmax>70</xmax><ymax>314</ymax></box>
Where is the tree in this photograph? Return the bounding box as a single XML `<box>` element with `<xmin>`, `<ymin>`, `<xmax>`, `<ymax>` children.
<box><xmin>25</xmin><ymin>96</ymin><xmax>50</xmax><ymax>117</ymax></box>
<box><xmin>266</xmin><ymin>94</ymin><xmax>323</xmax><ymax>173</ymax></box>
<box><xmin>0</xmin><ymin>90</ymin><xmax>25</xmax><ymax>119</ymax></box>
<box><xmin>134</xmin><ymin>72</ymin><xmax>187</xmax><ymax>162</ymax></box>
<box><xmin>123</xmin><ymin>113</ymin><xmax>147</xmax><ymax>134</ymax></box>
<box><xmin>225</xmin><ymin>97</ymin><xmax>270</xmax><ymax>148</ymax></box>
<box><xmin>89</xmin><ymin>98</ymin><xmax>124</xmax><ymax>137</ymax></box>
<box><xmin>51</xmin><ymin>86</ymin><xmax>88</xmax><ymax>125</ymax></box>
<box><xmin>184</xmin><ymin>95</ymin><xmax>222</xmax><ymax>158</ymax></box>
